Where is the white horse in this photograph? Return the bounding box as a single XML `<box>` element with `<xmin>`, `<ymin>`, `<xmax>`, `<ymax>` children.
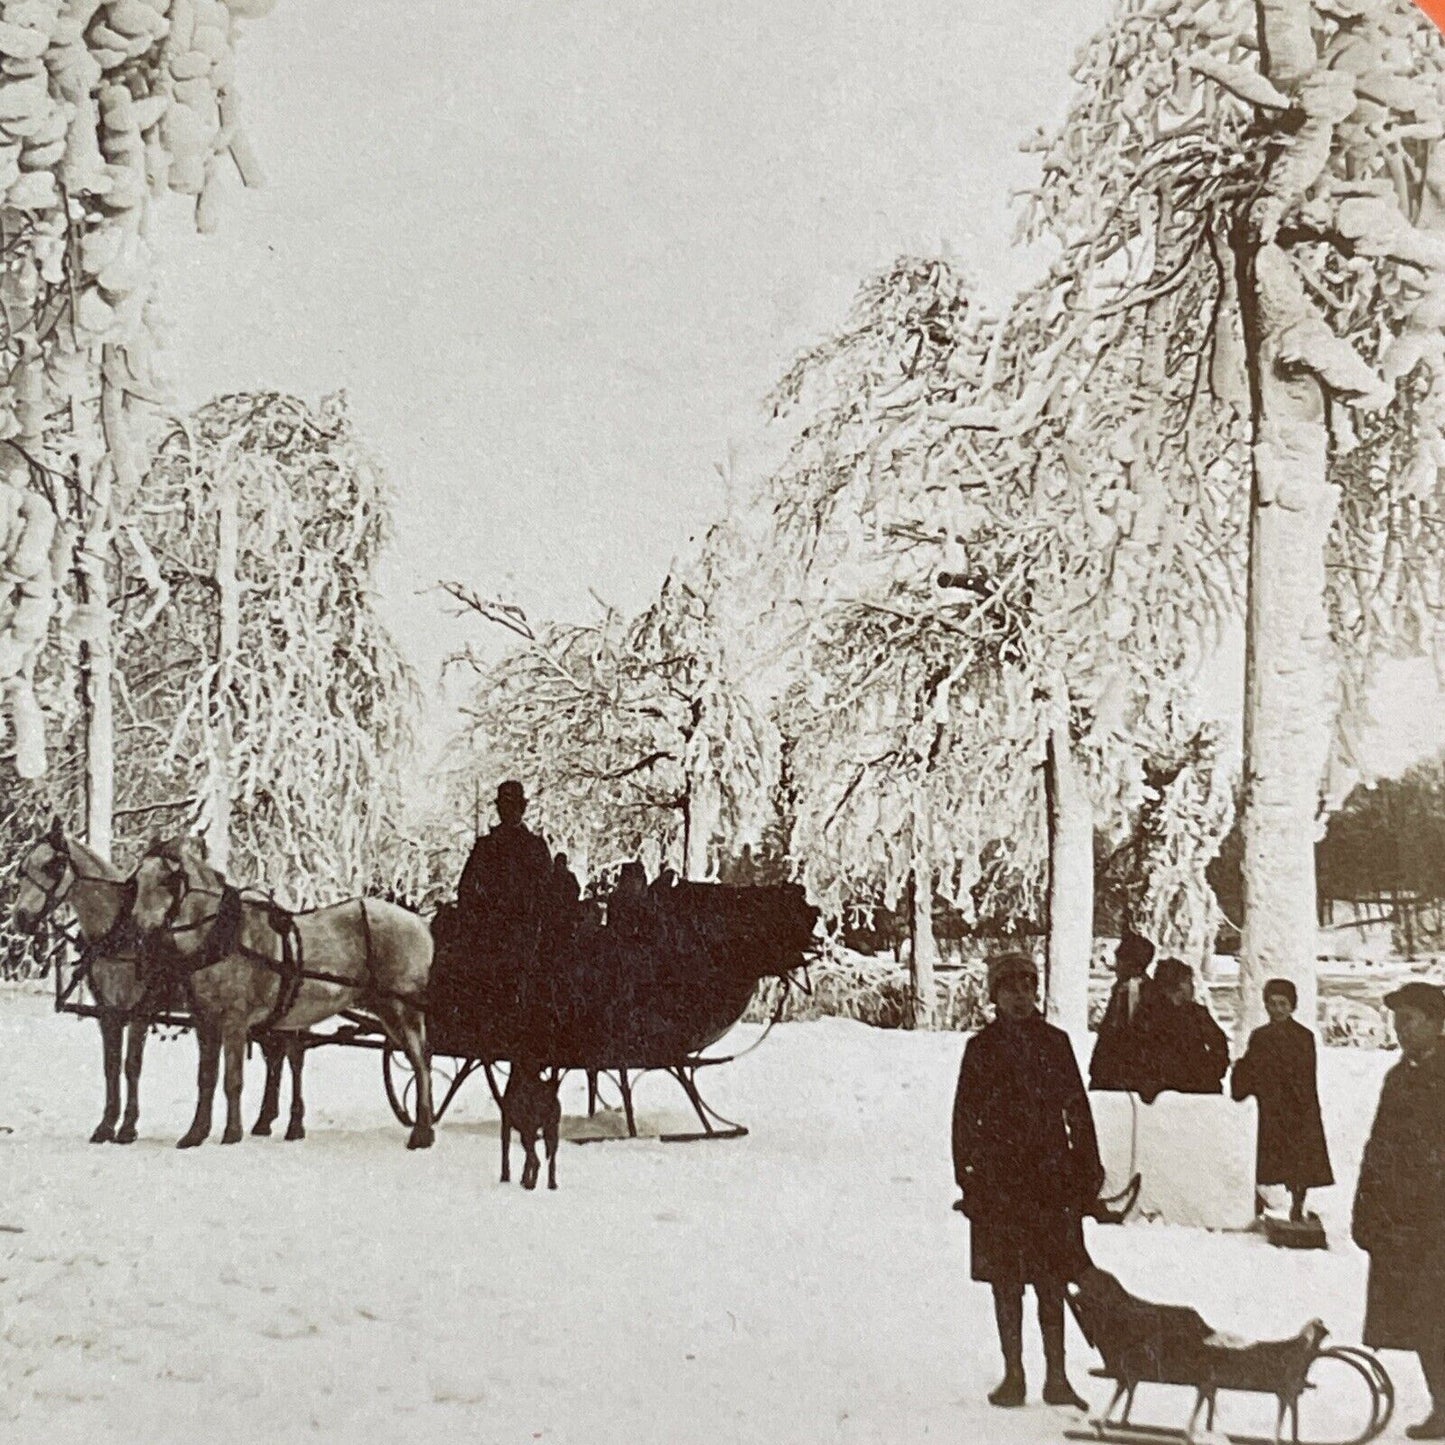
<box><xmin>131</xmin><ymin>837</ymin><xmax>436</xmax><ymax>1149</ymax></box>
<box><xmin>13</xmin><ymin>820</ymin><xmax>150</xmax><ymax>1143</ymax></box>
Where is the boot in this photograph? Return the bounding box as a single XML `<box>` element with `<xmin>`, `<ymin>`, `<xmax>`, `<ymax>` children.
<box><xmin>1039</xmin><ymin>1282</ymin><xmax>1088</xmax><ymax>1411</ymax></box>
<box><xmin>989</xmin><ymin>1284</ymin><xmax>1026</xmax><ymax>1407</ymax></box>
<box><xmin>1411</xmin><ymin>1351</ymin><xmax>1445</xmax><ymax>1439</ymax></box>
<box><xmin>988</xmin><ymin>1370</ymin><xmax>1026</xmax><ymax>1408</ymax></box>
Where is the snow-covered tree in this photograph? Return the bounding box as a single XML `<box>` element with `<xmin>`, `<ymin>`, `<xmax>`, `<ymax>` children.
<box><xmin>441</xmin><ymin>529</ymin><xmax>778</xmax><ymax>885</ymax></box>
<box><xmin>1009</xmin><ymin>0</ymin><xmax>1445</xmax><ymax>1035</ymax></box>
<box><xmin>0</xmin><ymin>0</ymin><xmax>274</xmax><ymax>823</ymax></box>
<box><xmin>751</xmin><ymin>254</ymin><xmax>1239</xmax><ymax>1032</ymax></box>
<box><xmin>107</xmin><ymin>391</ymin><xmax>418</xmax><ymax>905</ymax></box>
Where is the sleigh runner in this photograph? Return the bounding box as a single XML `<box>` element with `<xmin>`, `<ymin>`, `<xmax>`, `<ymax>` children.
<box><xmin>388</xmin><ymin>877</ymin><xmax>819</xmax><ymax>1142</ymax></box>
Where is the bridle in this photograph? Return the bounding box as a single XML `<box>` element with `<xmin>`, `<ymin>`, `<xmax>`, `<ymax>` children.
<box><xmin>16</xmin><ymin>847</ymin><xmax>77</xmax><ymax>921</ymax></box>
<box><xmin>142</xmin><ymin>848</ymin><xmax>234</xmax><ymax>945</ymax></box>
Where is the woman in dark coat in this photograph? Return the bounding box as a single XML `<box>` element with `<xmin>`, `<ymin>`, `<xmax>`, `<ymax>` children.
<box><xmin>1136</xmin><ymin>958</ymin><xmax>1230</xmax><ymax>1103</ymax></box>
<box><xmin>1089</xmin><ymin>930</ymin><xmax>1157</xmax><ymax>1092</ymax></box>
<box><xmin>1352</xmin><ymin>981</ymin><xmax>1445</xmax><ymax>1441</ymax></box>
<box><xmin>1231</xmin><ymin>979</ymin><xmax>1333</xmax><ymax>1221</ymax></box>
<box><xmin>953</xmin><ymin>952</ymin><xmax>1104</xmax><ymax>1411</ymax></box>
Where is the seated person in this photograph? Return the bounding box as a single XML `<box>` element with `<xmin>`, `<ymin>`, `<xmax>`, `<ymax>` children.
<box><xmin>551</xmin><ymin>853</ymin><xmax>581</xmax><ymax>911</ymax></box>
<box><xmin>1090</xmin><ymin>930</ymin><xmax>1159</xmax><ymax>1092</ymax></box>
<box><xmin>1136</xmin><ymin>958</ymin><xmax>1230</xmax><ymax>1104</ymax></box>
<box><xmin>607</xmin><ymin>861</ymin><xmax>651</xmax><ymax>941</ymax></box>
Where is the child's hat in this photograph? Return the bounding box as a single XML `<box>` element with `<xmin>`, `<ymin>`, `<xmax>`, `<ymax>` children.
<box><xmin>987</xmin><ymin>953</ymin><xmax>1038</xmax><ymax>999</ymax></box>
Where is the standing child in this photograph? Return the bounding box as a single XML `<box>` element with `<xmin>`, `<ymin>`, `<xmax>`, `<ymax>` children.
<box><xmin>952</xmin><ymin>953</ymin><xmax>1103</xmax><ymax>1411</ymax></box>
<box><xmin>1230</xmin><ymin>979</ymin><xmax>1333</xmax><ymax>1222</ymax></box>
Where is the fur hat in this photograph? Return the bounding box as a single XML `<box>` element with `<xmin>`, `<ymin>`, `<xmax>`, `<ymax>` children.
<box><xmin>1263</xmin><ymin>978</ymin><xmax>1298</xmax><ymax>1008</ymax></box>
<box><xmin>1154</xmin><ymin>957</ymin><xmax>1193</xmax><ymax>993</ymax></box>
<box><xmin>1384</xmin><ymin>980</ymin><xmax>1445</xmax><ymax>1023</ymax></box>
<box><xmin>987</xmin><ymin>952</ymin><xmax>1038</xmax><ymax>999</ymax></box>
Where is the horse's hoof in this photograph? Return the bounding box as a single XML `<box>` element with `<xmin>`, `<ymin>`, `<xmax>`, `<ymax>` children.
<box><xmin>251</xmin><ymin>1121</ymin><xmax>273</xmax><ymax>1137</ymax></box>
<box><xmin>115</xmin><ymin>1126</ymin><xmax>137</xmax><ymax>1145</ymax></box>
<box><xmin>220</xmin><ymin>1129</ymin><xmax>243</xmax><ymax>1145</ymax></box>
<box><xmin>176</xmin><ymin>1133</ymin><xmax>205</xmax><ymax>1150</ymax></box>
<box><xmin>285</xmin><ymin>1124</ymin><xmax>305</xmax><ymax>1142</ymax></box>
<box><xmin>90</xmin><ymin>1125</ymin><xmax>115</xmax><ymax>1144</ymax></box>
<box><xmin>548</xmin><ymin>1181</ymin><xmax>557</xmax><ymax>1191</ymax></box>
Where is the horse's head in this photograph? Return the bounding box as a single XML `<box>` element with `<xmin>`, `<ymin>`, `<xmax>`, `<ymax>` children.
<box><xmin>132</xmin><ymin>835</ymin><xmax>222</xmax><ymax>942</ymax></box>
<box><xmin>13</xmin><ymin>816</ymin><xmax>73</xmax><ymax>934</ymax></box>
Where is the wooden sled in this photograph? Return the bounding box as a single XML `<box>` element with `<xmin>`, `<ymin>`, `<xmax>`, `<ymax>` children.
<box><xmin>1063</xmin><ymin>1273</ymin><xmax>1394</xmax><ymax>1445</ymax></box>
<box><xmin>1261</xmin><ymin>1213</ymin><xmax>1328</xmax><ymax>1252</ymax></box>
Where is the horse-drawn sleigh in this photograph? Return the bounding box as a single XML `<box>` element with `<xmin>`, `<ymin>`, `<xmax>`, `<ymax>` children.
<box><xmin>18</xmin><ymin>822</ymin><xmax>817</xmax><ymax>1153</ymax></box>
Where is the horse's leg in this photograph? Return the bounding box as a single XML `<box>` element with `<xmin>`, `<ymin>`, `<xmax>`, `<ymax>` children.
<box><xmin>522</xmin><ymin>1134</ymin><xmax>539</xmax><ymax>1191</ymax></box>
<box><xmin>178</xmin><ymin>1019</ymin><xmax>221</xmax><ymax>1149</ymax></box>
<box><xmin>284</xmin><ymin>1037</ymin><xmax>306</xmax><ymax>1141</ymax></box>
<box><xmin>115</xmin><ymin>1019</ymin><xmax>146</xmax><ymax>1144</ymax></box>
<box><xmin>252</xmin><ymin>1035</ymin><xmax>283</xmax><ymax>1136</ymax></box>
<box><xmin>220</xmin><ymin>1023</ymin><xmax>247</xmax><ymax>1144</ymax></box>
<box><xmin>91</xmin><ymin>1010</ymin><xmax>123</xmax><ymax>1143</ymax></box>
<box><xmin>376</xmin><ymin>999</ymin><xmax>434</xmax><ymax>1149</ymax></box>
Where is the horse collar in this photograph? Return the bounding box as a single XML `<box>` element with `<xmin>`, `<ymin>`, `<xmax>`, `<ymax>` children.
<box><xmin>201</xmin><ymin>885</ymin><xmax>244</xmax><ymax>965</ymax></box>
<box><xmin>95</xmin><ymin>876</ymin><xmax>138</xmax><ymax>951</ymax></box>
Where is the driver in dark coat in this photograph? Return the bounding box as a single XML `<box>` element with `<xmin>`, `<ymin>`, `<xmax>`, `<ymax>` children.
<box><xmin>458</xmin><ymin>780</ymin><xmax>555</xmax><ymax>952</ymax></box>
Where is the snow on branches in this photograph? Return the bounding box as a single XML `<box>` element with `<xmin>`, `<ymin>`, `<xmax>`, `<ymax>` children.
<box><xmin>752</xmin><ymin>249</ymin><xmax>1233</xmax><ymax>944</ymax></box>
<box><xmin>111</xmin><ymin>392</ymin><xmax>418</xmax><ymax>906</ymax></box>
<box><xmin>442</xmin><ymin>526</ymin><xmax>779</xmax><ymax>885</ymax></box>
<box><xmin>0</xmin><ymin>0</ymin><xmax>273</xmax><ymax>780</ymax></box>
<box><xmin>1013</xmin><ymin>0</ymin><xmax>1445</xmax><ymax>1028</ymax></box>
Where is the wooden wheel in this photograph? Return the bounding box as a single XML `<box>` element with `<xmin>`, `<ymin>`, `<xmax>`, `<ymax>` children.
<box><xmin>382</xmin><ymin>1046</ymin><xmax>477</xmax><ymax>1127</ymax></box>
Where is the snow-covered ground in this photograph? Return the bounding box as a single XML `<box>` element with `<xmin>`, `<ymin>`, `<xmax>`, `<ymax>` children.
<box><xmin>0</xmin><ymin>985</ymin><xmax>1424</xmax><ymax>1444</ymax></box>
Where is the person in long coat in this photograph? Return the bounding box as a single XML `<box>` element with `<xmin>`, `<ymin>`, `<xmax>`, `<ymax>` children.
<box><xmin>1089</xmin><ymin>930</ymin><xmax>1157</xmax><ymax>1092</ymax></box>
<box><xmin>953</xmin><ymin>952</ymin><xmax>1104</xmax><ymax>1411</ymax></box>
<box><xmin>1135</xmin><ymin>958</ymin><xmax>1230</xmax><ymax>1103</ymax></box>
<box><xmin>1352</xmin><ymin>980</ymin><xmax>1445</xmax><ymax>1441</ymax></box>
<box><xmin>1231</xmin><ymin>979</ymin><xmax>1333</xmax><ymax>1221</ymax></box>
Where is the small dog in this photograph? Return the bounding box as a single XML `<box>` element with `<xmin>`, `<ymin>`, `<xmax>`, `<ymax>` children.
<box><xmin>500</xmin><ymin>1061</ymin><xmax>561</xmax><ymax>1191</ymax></box>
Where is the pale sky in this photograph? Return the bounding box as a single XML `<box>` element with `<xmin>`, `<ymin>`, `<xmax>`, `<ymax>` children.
<box><xmin>152</xmin><ymin>0</ymin><xmax>1108</xmax><ymax>707</ymax></box>
<box><xmin>150</xmin><ymin>0</ymin><xmax>1442</xmax><ymax>777</ymax></box>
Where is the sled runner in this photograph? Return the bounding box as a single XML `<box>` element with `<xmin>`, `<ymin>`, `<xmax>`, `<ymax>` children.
<box><xmin>1261</xmin><ymin>1212</ymin><xmax>1328</xmax><ymax>1252</ymax></box>
<box><xmin>1063</xmin><ymin>1269</ymin><xmax>1394</xmax><ymax>1445</ymax></box>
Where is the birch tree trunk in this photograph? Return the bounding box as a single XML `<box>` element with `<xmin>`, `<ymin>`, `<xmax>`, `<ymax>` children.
<box><xmin>1044</xmin><ymin>716</ymin><xmax>1093</xmax><ymax>1046</ymax></box>
<box><xmin>206</xmin><ymin>473</ymin><xmax>240</xmax><ymax>872</ymax></box>
<box><xmin>1233</xmin><ymin>3</ymin><xmax>1333</xmax><ymax>1044</ymax></box>
<box><xmin>86</xmin><ymin>359</ymin><xmax>135</xmax><ymax>861</ymax></box>
<box><xmin>907</xmin><ymin>860</ymin><xmax>938</xmax><ymax>1030</ymax></box>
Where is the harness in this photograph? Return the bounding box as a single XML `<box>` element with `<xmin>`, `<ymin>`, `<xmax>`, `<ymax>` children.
<box><xmin>21</xmin><ymin>853</ymin><xmax>161</xmax><ymax>1021</ymax></box>
<box><xmin>151</xmin><ymin>863</ymin><xmax>420</xmax><ymax>1036</ymax></box>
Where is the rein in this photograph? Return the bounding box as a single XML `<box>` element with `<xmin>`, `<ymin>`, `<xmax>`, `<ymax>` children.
<box><xmin>146</xmin><ymin>876</ymin><xmax>421</xmax><ymax>1026</ymax></box>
